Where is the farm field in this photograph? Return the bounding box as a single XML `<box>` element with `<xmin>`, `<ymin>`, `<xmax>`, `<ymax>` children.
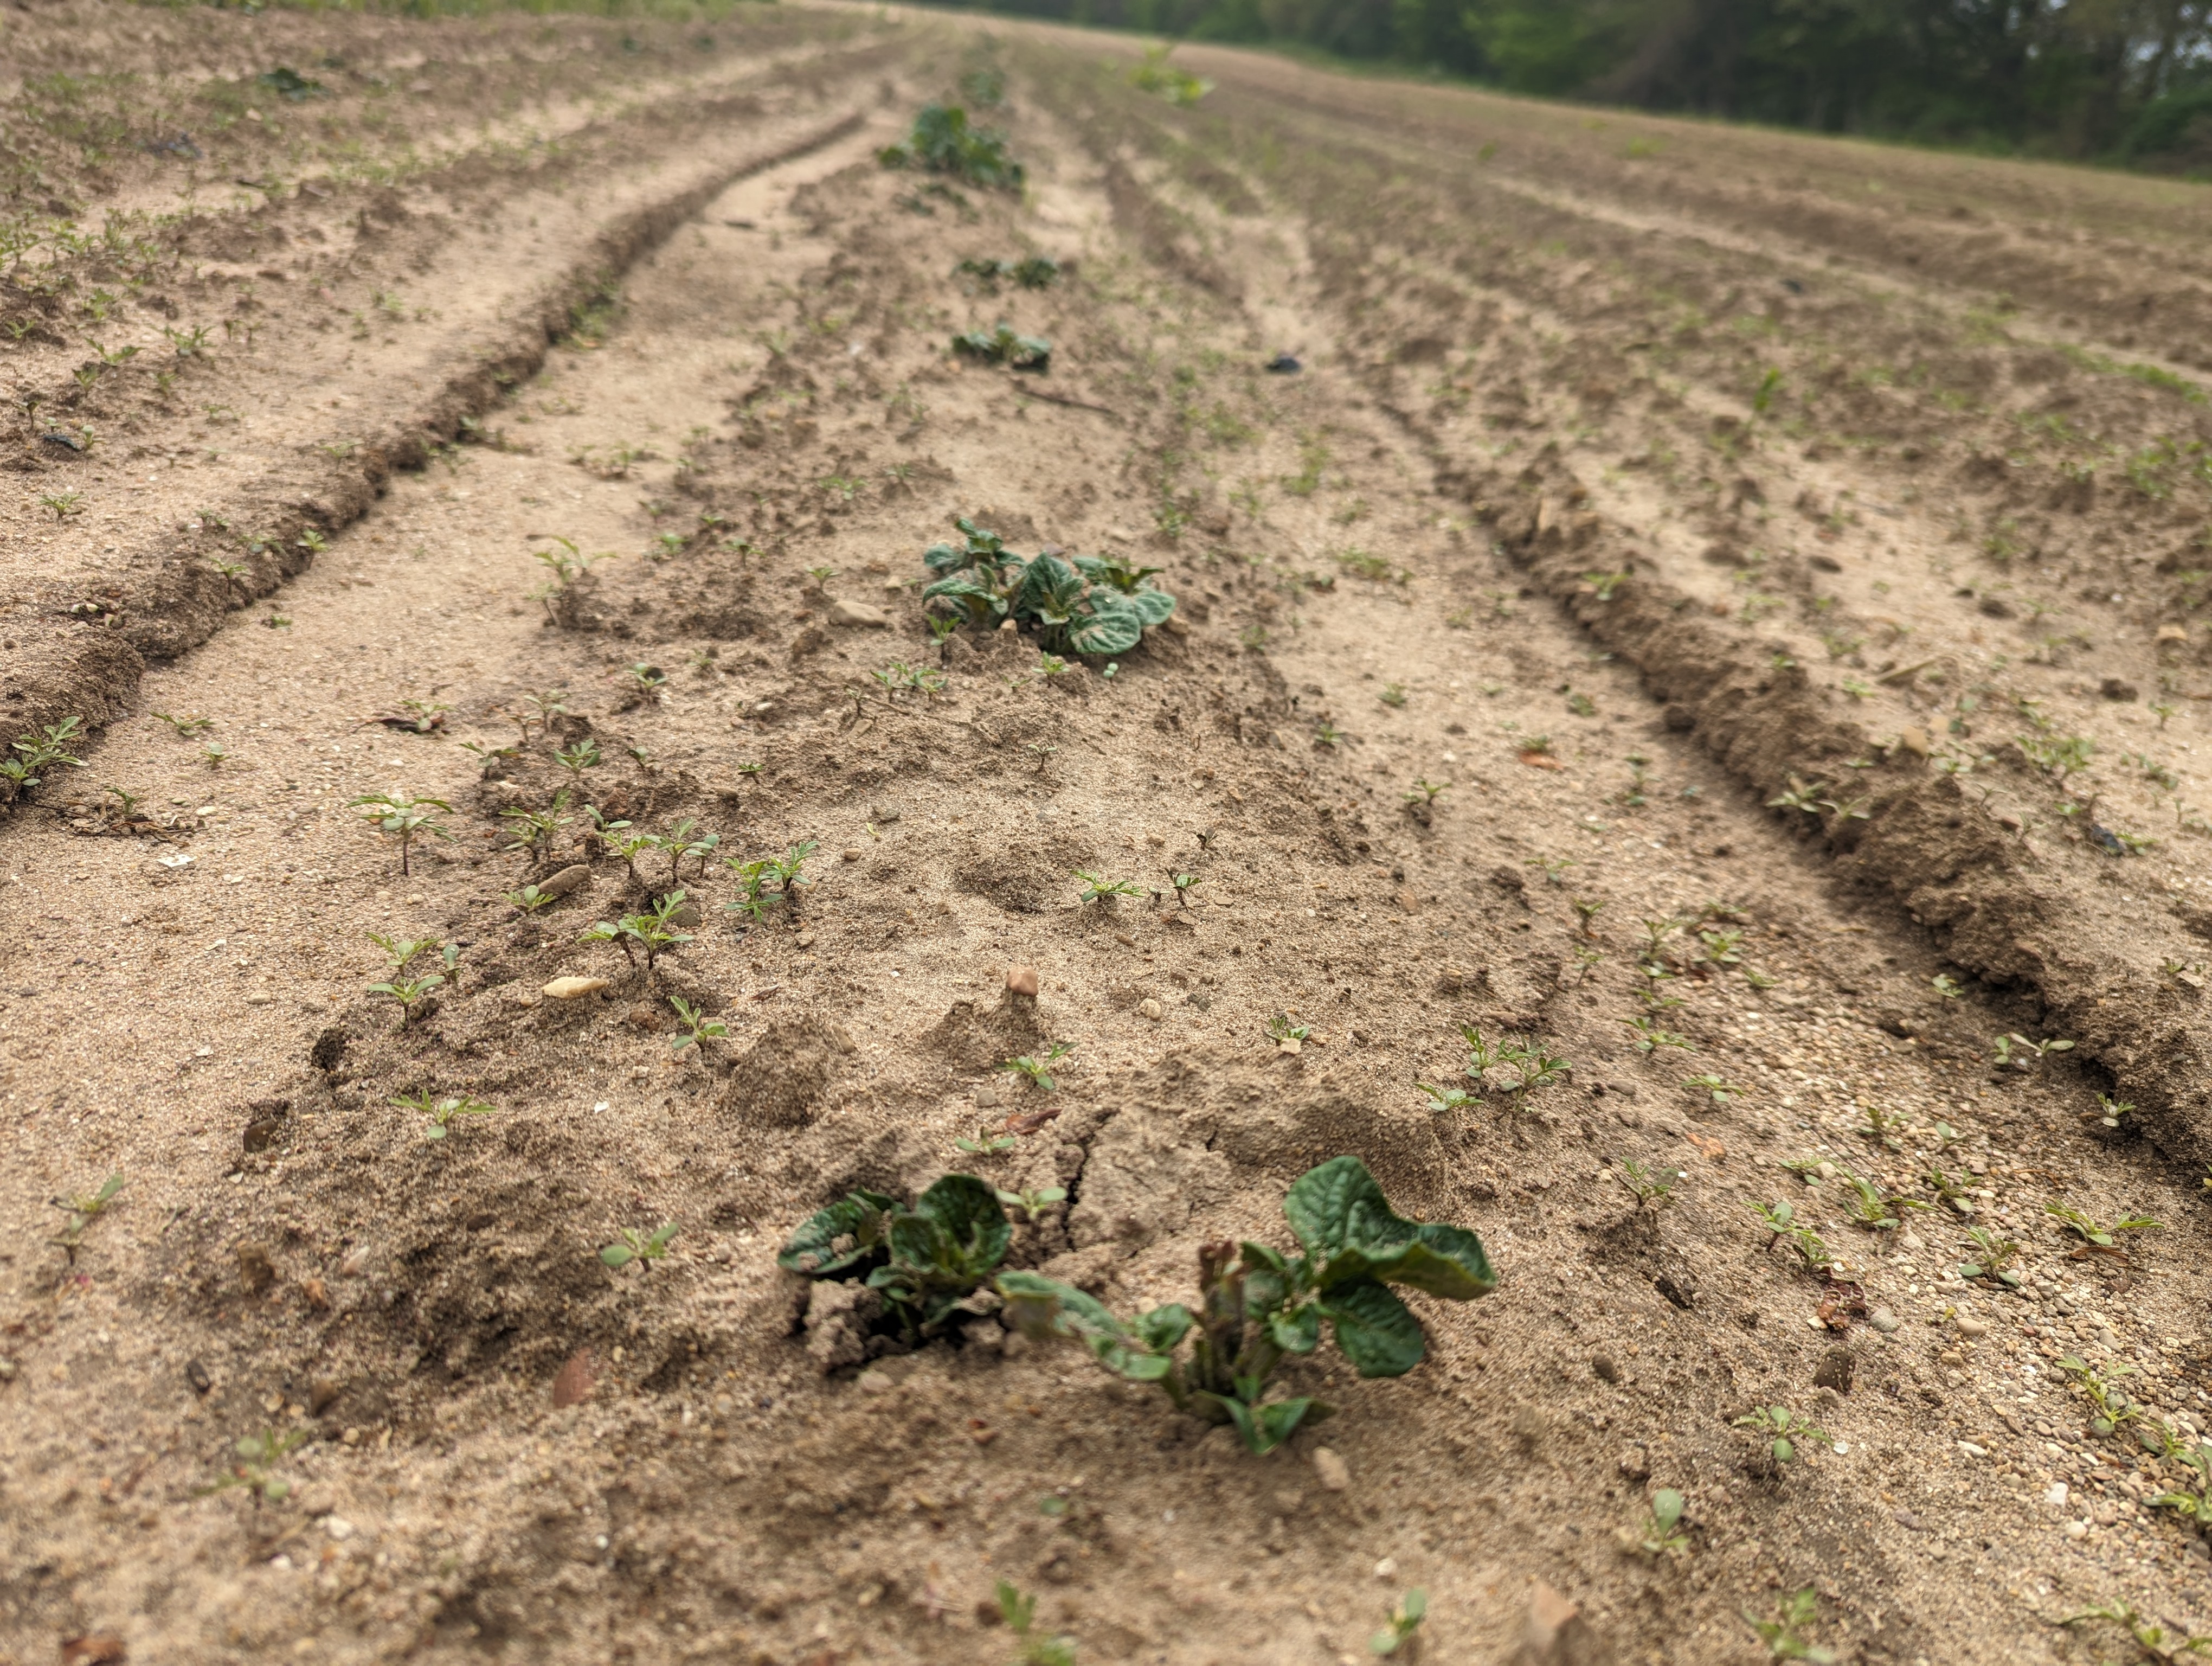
<box><xmin>6</xmin><ymin>5</ymin><xmax>2212</xmax><ymax>1662</ymax></box>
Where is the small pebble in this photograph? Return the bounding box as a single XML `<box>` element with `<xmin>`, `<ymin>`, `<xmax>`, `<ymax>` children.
<box><xmin>543</xmin><ymin>976</ymin><xmax>610</xmax><ymax>1001</ymax></box>
<box><xmin>2046</xmin><ymin>1482</ymin><xmax>2069</xmax><ymax>1506</ymax></box>
<box><xmin>1312</xmin><ymin>1447</ymin><xmax>1350</xmax><ymax>1491</ymax></box>
<box><xmin>1868</xmin><ymin>1308</ymin><xmax>1901</xmax><ymax>1334</ymax></box>
<box><xmin>1372</xmin><ymin>1556</ymin><xmax>1397</xmax><ymax>1580</ymax></box>
<box><xmin>1006</xmin><ymin>965</ymin><xmax>1039</xmax><ymax>998</ymax></box>
<box><xmin>1938</xmin><ymin>1349</ymin><xmax>1965</xmax><ymax>1368</ymax></box>
<box><xmin>1140</xmin><ymin>997</ymin><xmax>1162</xmax><ymax>1021</ymax></box>
<box><xmin>1955</xmin><ymin>1316</ymin><xmax>1989</xmax><ymax>1338</ymax></box>
<box><xmin>857</xmin><ymin>1371</ymin><xmax>896</xmax><ymax>1396</ymax></box>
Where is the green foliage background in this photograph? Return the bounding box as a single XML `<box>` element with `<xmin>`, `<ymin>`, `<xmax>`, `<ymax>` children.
<box><xmin>930</xmin><ymin>0</ymin><xmax>2212</xmax><ymax>165</ymax></box>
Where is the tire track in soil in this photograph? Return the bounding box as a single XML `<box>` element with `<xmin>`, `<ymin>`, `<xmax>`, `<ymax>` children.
<box><xmin>1</xmin><ymin>35</ymin><xmax>893</xmax><ymax>786</ymax></box>
<box><xmin>4</xmin><ymin>27</ymin><xmax>2212</xmax><ymax>1666</ymax></box>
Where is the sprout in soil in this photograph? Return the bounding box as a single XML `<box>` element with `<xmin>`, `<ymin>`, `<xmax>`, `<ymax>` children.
<box><xmin>1403</xmin><ymin>777</ymin><xmax>1448</xmax><ymax>806</ymax></box>
<box><xmin>152</xmin><ymin>710</ymin><xmax>213</xmax><ymax>735</ymax></box>
<box><xmin>999</xmin><ymin>1042</ymin><xmax>1072</xmax><ymax>1092</ymax></box>
<box><xmin>500</xmin><ymin>790</ymin><xmax>574</xmax><ymax>854</ymax></box>
<box><xmin>1628</xmin><ymin>1489</ymin><xmax>1689</xmax><ymax>1558</ymax></box>
<box><xmin>1075</xmin><ymin>869</ymin><xmax>1142</xmax><ymax>904</ymax></box>
<box><xmin>996</xmin><ymin>1186</ymin><xmax>1066</xmax><ymax>1223</ymax></box>
<box><xmin>368</xmin><ymin>970</ymin><xmax>442</xmax><ymax>1026</ymax></box>
<box><xmin>999</xmin><ymin>1156</ymin><xmax>1496</xmax><ymax>1454</ymax></box>
<box><xmin>1171</xmin><ymin>872</ymin><xmax>1204</xmax><ymax>905</ymax></box>
<box><xmin>580</xmin><ymin>891</ymin><xmax>693</xmax><ymax>971</ymax></box>
<box><xmin>601</xmin><ymin>1223</ymin><xmax>679</xmax><ymax>1270</ymax></box>
<box><xmin>1745</xmin><ymin>1588</ymin><xmax>1834</xmax><ymax>1664</ymax></box>
<box><xmin>2046</xmin><ymin>1202</ymin><xmax>2162</xmax><ymax>1249</ymax></box>
<box><xmin>349</xmin><ymin>791</ymin><xmax>451</xmax><ymax>875</ymax></box>
<box><xmin>552</xmin><ymin>739</ymin><xmax>602</xmax><ymax>781</ymax></box>
<box><xmin>994</xmin><ymin>1580</ymin><xmax>1074</xmax><ymax>1666</ymax></box>
<box><xmin>955</xmin><ymin>1127</ymin><xmax>1018</xmax><ymax>1156</ymax></box>
<box><xmin>393</xmin><ymin>1090</ymin><xmax>493</xmax><ymax>1140</ymax></box>
<box><xmin>1732</xmin><ymin>1405</ymin><xmax>1831</xmax><ymax>1465</ymax></box>
<box><xmin>503</xmin><ymin>883</ymin><xmax>556</xmax><ymax>914</ymax></box>
<box><xmin>668</xmin><ymin>996</ymin><xmax>727</xmax><ymax>1054</ymax></box>
<box><xmin>196</xmin><ymin>1427</ymin><xmax>310</xmax><ymax>1503</ymax></box>
<box><xmin>1371</xmin><ymin>1588</ymin><xmax>1427</xmax><ymax>1657</ymax></box>
<box><xmin>661</xmin><ymin>819</ymin><xmax>721</xmax><ymax>883</ymax></box>
<box><xmin>49</xmin><ymin>1174</ymin><xmax>124</xmax><ymax>1260</ymax></box>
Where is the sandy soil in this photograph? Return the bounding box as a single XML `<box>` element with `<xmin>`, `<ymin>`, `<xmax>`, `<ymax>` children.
<box><xmin>5</xmin><ymin>10</ymin><xmax>2212</xmax><ymax>1665</ymax></box>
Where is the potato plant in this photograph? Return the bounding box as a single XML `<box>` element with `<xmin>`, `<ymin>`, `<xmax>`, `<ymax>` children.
<box><xmin>780</xmin><ymin>1174</ymin><xmax>1012</xmax><ymax>1340</ymax></box>
<box><xmin>953</xmin><ymin>322</ymin><xmax>1051</xmax><ymax>368</ymax></box>
<box><xmin>998</xmin><ymin>1156</ymin><xmax>1496</xmax><ymax>1453</ymax></box>
<box><xmin>922</xmin><ymin>515</ymin><xmax>1176</xmax><ymax>658</ymax></box>
<box><xmin>878</xmin><ymin>104</ymin><xmax>1024</xmax><ymax>189</ymax></box>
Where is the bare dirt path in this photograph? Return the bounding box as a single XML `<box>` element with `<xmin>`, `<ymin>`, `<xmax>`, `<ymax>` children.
<box><xmin>5</xmin><ymin>13</ymin><xmax>2212</xmax><ymax>1666</ymax></box>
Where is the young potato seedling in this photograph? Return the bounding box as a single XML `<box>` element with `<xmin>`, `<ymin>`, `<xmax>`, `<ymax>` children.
<box><xmin>349</xmin><ymin>792</ymin><xmax>451</xmax><ymax>876</ymax></box>
<box><xmin>668</xmin><ymin>996</ymin><xmax>727</xmax><ymax>1054</ymax></box>
<box><xmin>197</xmin><ymin>1427</ymin><xmax>311</xmax><ymax>1503</ymax></box>
<box><xmin>999</xmin><ymin>1156</ymin><xmax>1495</xmax><ymax>1454</ymax></box>
<box><xmin>1370</xmin><ymin>1588</ymin><xmax>1427</xmax><ymax>1657</ymax></box>
<box><xmin>601</xmin><ymin>1223</ymin><xmax>679</xmax><ymax>1270</ymax></box>
<box><xmin>921</xmin><ymin>515</ymin><xmax>1175</xmax><ymax>657</ymax></box>
<box><xmin>879</xmin><ymin>103</ymin><xmax>1025</xmax><ymax>189</ymax></box>
<box><xmin>994</xmin><ymin>1580</ymin><xmax>1075</xmax><ymax>1666</ymax></box>
<box><xmin>393</xmin><ymin>1091</ymin><xmax>493</xmax><ymax>1141</ymax></box>
<box><xmin>1733</xmin><ymin>1405</ymin><xmax>1832</xmax><ymax>1465</ymax></box>
<box><xmin>783</xmin><ymin>1175</ymin><xmax>1014</xmax><ymax>1340</ymax></box>
<box><xmin>1745</xmin><ymin>1588</ymin><xmax>1835</xmax><ymax>1663</ymax></box>
<box><xmin>999</xmin><ymin>1042</ymin><xmax>1073</xmax><ymax>1092</ymax></box>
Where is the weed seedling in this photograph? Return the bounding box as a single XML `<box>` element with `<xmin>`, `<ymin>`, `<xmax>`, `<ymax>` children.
<box><xmin>999</xmin><ymin>1042</ymin><xmax>1073</xmax><ymax>1093</ymax></box>
<box><xmin>348</xmin><ymin>792</ymin><xmax>451</xmax><ymax>875</ymax></box>
<box><xmin>1403</xmin><ymin>777</ymin><xmax>1448</xmax><ymax>807</ymax></box>
<box><xmin>1000</xmin><ymin>1155</ymin><xmax>1495</xmax><ymax>1453</ymax></box>
<box><xmin>1268</xmin><ymin>1013</ymin><xmax>1313</xmax><ymax>1047</ymax></box>
<box><xmin>198</xmin><ymin>1428</ymin><xmax>310</xmax><ymax>1503</ymax></box>
<box><xmin>1745</xmin><ymin>1588</ymin><xmax>1835</xmax><ymax>1663</ymax></box>
<box><xmin>2047</xmin><ymin>1202</ymin><xmax>2162</xmax><ymax>1250</ymax></box>
<box><xmin>1624</xmin><ymin>1016</ymin><xmax>1693</xmax><ymax>1055</ymax></box>
<box><xmin>994</xmin><ymin>1579</ymin><xmax>1075</xmax><ymax>1666</ymax></box>
<box><xmin>1370</xmin><ymin>1588</ymin><xmax>1427</xmax><ymax>1657</ymax></box>
<box><xmin>2088</xmin><ymin>1093</ymin><xmax>2137</xmax><ymax>1133</ymax></box>
<box><xmin>1171</xmin><ymin>872</ymin><xmax>1204</xmax><ymax>906</ymax></box>
<box><xmin>1379</xmin><ymin>681</ymin><xmax>1407</xmax><ymax>708</ymax></box>
<box><xmin>1838</xmin><ymin>1171</ymin><xmax>1929</xmax><ymax>1231</ymax></box>
<box><xmin>503</xmin><ymin>883</ymin><xmax>556</xmax><ymax>914</ymax></box>
<box><xmin>954</xmin><ymin>1127</ymin><xmax>1019</xmax><ymax>1156</ymax></box>
<box><xmin>1931</xmin><ymin>973</ymin><xmax>1964</xmax><ymax>999</ymax></box>
<box><xmin>1075</xmin><ymin>870</ymin><xmax>1142</xmax><ymax>904</ymax></box>
<box><xmin>1612</xmin><ymin>1158</ymin><xmax>1679</xmax><ymax>1210</ymax></box>
<box><xmin>668</xmin><ymin>996</ymin><xmax>727</xmax><ymax>1054</ymax></box>
<box><xmin>1682</xmin><ymin>1073</ymin><xmax>1740</xmax><ymax>1105</ymax></box>
<box><xmin>601</xmin><ymin>1223</ymin><xmax>678</xmax><ymax>1270</ymax></box>
<box><xmin>152</xmin><ymin>711</ymin><xmax>213</xmax><ymax>736</ymax></box>
<box><xmin>995</xmin><ymin>1186</ymin><xmax>1067</xmax><ymax>1223</ymax></box>
<box><xmin>1958</xmin><ymin>1226</ymin><xmax>2024</xmax><ymax>1286</ymax></box>
<box><xmin>500</xmin><ymin>792</ymin><xmax>574</xmax><ymax>855</ymax></box>
<box><xmin>2150</xmin><ymin>1442</ymin><xmax>2212</xmax><ymax>1528</ymax></box>
<box><xmin>393</xmin><ymin>1091</ymin><xmax>492</xmax><ymax>1140</ymax></box>
<box><xmin>1583</xmin><ymin>569</ymin><xmax>1629</xmax><ymax>601</ymax></box>
<box><xmin>2061</xmin><ymin>1600</ymin><xmax>2212</xmax><ymax>1662</ymax></box>
<box><xmin>2057</xmin><ymin>1355</ymin><xmax>2144</xmax><ymax>1434</ymax></box>
<box><xmin>1630</xmin><ymin>1489</ymin><xmax>1690</xmax><ymax>1558</ymax></box>
<box><xmin>1733</xmin><ymin>1405</ymin><xmax>1832</xmax><ymax>1466</ymax></box>
<box><xmin>49</xmin><ymin>1174</ymin><xmax>123</xmax><ymax>1259</ymax></box>
<box><xmin>552</xmin><ymin>739</ymin><xmax>602</xmax><ymax>781</ymax></box>
<box><xmin>1416</xmin><ymin>1081</ymin><xmax>1473</xmax><ymax>1113</ymax></box>
<box><xmin>580</xmin><ymin>892</ymin><xmax>694</xmax><ymax>972</ymax></box>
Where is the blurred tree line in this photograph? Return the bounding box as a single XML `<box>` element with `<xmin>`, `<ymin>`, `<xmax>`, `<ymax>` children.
<box><xmin>955</xmin><ymin>0</ymin><xmax>2212</xmax><ymax>163</ymax></box>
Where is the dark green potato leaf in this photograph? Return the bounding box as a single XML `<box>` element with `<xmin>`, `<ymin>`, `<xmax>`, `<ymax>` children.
<box><xmin>1284</xmin><ymin>1156</ymin><xmax>1496</xmax><ymax>1299</ymax></box>
<box><xmin>1065</xmin><ymin>594</ymin><xmax>1144</xmax><ymax>657</ymax></box>
<box><xmin>777</xmin><ymin>1188</ymin><xmax>898</xmax><ymax>1276</ymax></box>
<box><xmin>1317</xmin><ymin>1278</ymin><xmax>1426</xmax><ymax>1377</ymax></box>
